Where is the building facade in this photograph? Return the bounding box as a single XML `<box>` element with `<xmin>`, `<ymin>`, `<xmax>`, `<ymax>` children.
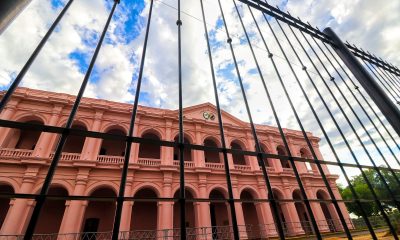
<box><xmin>0</xmin><ymin>88</ymin><xmax>351</xmax><ymax>238</ymax></box>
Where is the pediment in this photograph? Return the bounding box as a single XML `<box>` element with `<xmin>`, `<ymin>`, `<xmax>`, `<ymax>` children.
<box><xmin>172</xmin><ymin>103</ymin><xmax>246</xmax><ymax>127</ymax></box>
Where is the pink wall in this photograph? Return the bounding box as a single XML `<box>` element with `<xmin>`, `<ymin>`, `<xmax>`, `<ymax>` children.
<box><xmin>0</xmin><ymin>88</ymin><xmax>352</xmax><ymax>237</ymax></box>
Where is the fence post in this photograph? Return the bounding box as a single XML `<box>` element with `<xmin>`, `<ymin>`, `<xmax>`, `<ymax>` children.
<box><xmin>324</xmin><ymin>27</ymin><xmax>400</xmax><ymax>136</ymax></box>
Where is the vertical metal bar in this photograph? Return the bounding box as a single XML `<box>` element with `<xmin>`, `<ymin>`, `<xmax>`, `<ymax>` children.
<box><xmin>0</xmin><ymin>0</ymin><xmax>74</xmax><ymax>112</ymax></box>
<box><xmin>234</xmin><ymin>2</ymin><xmax>321</xmax><ymax>239</ymax></box>
<box><xmin>309</xmin><ymin>35</ymin><xmax>400</xmax><ymax>174</ymax></box>
<box><xmin>176</xmin><ymin>0</ymin><xmax>186</xmax><ymax>239</ymax></box>
<box><xmin>269</xmin><ymin>16</ymin><xmax>352</xmax><ymax>239</ymax></box>
<box><xmin>363</xmin><ymin>60</ymin><xmax>400</xmax><ymax>104</ymax></box>
<box><xmin>293</xmin><ymin>28</ymin><xmax>399</xmax><ymax>239</ymax></box>
<box><xmin>323</xmin><ymin>27</ymin><xmax>400</xmax><ymax>136</ymax></box>
<box><xmin>23</xmin><ymin>1</ymin><xmax>119</xmax><ymax>239</ymax></box>
<box><xmin>198</xmin><ymin>1</ymin><xmax>240</xmax><ymax>239</ymax></box>
<box><xmin>303</xmin><ymin>31</ymin><xmax>400</xmax><ymax>190</ymax></box>
<box><xmin>111</xmin><ymin>0</ymin><xmax>153</xmax><ymax>239</ymax></box>
<box><xmin>323</xmin><ymin>41</ymin><xmax>400</xmax><ymax>175</ymax></box>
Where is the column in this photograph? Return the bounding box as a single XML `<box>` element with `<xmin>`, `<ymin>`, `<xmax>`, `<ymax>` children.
<box><xmin>256</xmin><ymin>180</ymin><xmax>277</xmax><ymax>237</ymax></box>
<box><xmin>197</xmin><ymin>175</ymin><xmax>211</xmax><ymax>231</ymax></box>
<box><xmin>282</xmin><ymin>187</ymin><xmax>304</xmax><ymax>236</ymax></box>
<box><xmin>129</xmin><ymin>116</ymin><xmax>140</xmax><ymax>164</ymax></box>
<box><xmin>287</xmin><ymin>141</ymin><xmax>307</xmax><ymax>174</ymax></box>
<box><xmin>32</xmin><ymin>104</ymin><xmax>63</xmax><ymax>157</ymax></box>
<box><xmin>120</xmin><ymin>173</ymin><xmax>134</xmax><ymax>233</ymax></box>
<box><xmin>0</xmin><ymin>167</ymin><xmax>38</xmax><ymax>235</ymax></box>
<box><xmin>225</xmin><ymin>137</ymin><xmax>235</xmax><ymax>170</ymax></box>
<box><xmin>313</xmin><ymin>144</ymin><xmax>330</xmax><ymax>174</ymax></box>
<box><xmin>159</xmin><ymin>172</ymin><xmax>173</xmax><ymax>232</ymax></box>
<box><xmin>58</xmin><ymin>169</ymin><xmax>89</xmax><ymax>234</ymax></box>
<box><xmin>195</xmin><ymin>124</ymin><xmax>205</xmax><ymax>167</ymax></box>
<box><xmin>232</xmin><ymin>178</ymin><xmax>247</xmax><ymax>239</ymax></box>
<box><xmin>246</xmin><ymin>135</ymin><xmax>258</xmax><ymax>171</ymax></box>
<box><xmin>81</xmin><ymin>111</ymin><xmax>103</xmax><ymax>160</ymax></box>
<box><xmin>0</xmin><ymin>99</ymin><xmax>19</xmax><ymax>146</ymax></box>
<box><xmin>161</xmin><ymin>120</ymin><xmax>173</xmax><ymax>165</ymax></box>
<box><xmin>269</xmin><ymin>141</ymin><xmax>283</xmax><ymax>172</ymax></box>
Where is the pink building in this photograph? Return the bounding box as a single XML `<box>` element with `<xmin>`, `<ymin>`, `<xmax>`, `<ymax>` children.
<box><xmin>0</xmin><ymin>88</ymin><xmax>351</xmax><ymax>238</ymax></box>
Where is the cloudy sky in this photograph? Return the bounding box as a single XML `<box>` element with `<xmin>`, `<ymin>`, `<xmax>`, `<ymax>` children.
<box><xmin>0</xmin><ymin>0</ymin><xmax>399</xmax><ymax>185</ymax></box>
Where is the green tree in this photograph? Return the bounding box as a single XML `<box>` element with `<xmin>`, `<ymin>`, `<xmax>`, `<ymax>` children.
<box><xmin>339</xmin><ymin>168</ymin><xmax>400</xmax><ymax>217</ymax></box>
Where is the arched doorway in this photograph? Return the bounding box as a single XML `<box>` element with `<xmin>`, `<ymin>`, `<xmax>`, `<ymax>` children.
<box><xmin>3</xmin><ymin>120</ymin><xmax>43</xmax><ymax>150</ymax></box>
<box><xmin>240</xmin><ymin>190</ymin><xmax>262</xmax><ymax>239</ymax></box>
<box><xmin>173</xmin><ymin>135</ymin><xmax>192</xmax><ymax>161</ymax></box>
<box><xmin>138</xmin><ymin>132</ymin><xmax>161</xmax><ymax>159</ymax></box>
<box><xmin>293</xmin><ymin>190</ymin><xmax>312</xmax><ymax>234</ymax></box>
<box><xmin>130</xmin><ymin>188</ymin><xmax>158</xmax><ymax>237</ymax></box>
<box><xmin>276</xmin><ymin>146</ymin><xmax>291</xmax><ymax>169</ymax></box>
<box><xmin>209</xmin><ymin>189</ymin><xmax>230</xmax><ymax>239</ymax></box>
<box><xmin>204</xmin><ymin>138</ymin><xmax>221</xmax><ymax>163</ymax></box>
<box><xmin>0</xmin><ymin>184</ymin><xmax>14</xmax><ymax>229</ymax></box>
<box><xmin>269</xmin><ymin>189</ymin><xmax>287</xmax><ymax>234</ymax></box>
<box><xmin>316</xmin><ymin>190</ymin><xmax>336</xmax><ymax>232</ymax></box>
<box><xmin>99</xmin><ymin>128</ymin><xmax>126</xmax><ymax>156</ymax></box>
<box><xmin>63</xmin><ymin>124</ymin><xmax>87</xmax><ymax>153</ymax></box>
<box><xmin>230</xmin><ymin>141</ymin><xmax>246</xmax><ymax>165</ymax></box>
<box><xmin>35</xmin><ymin>186</ymin><xmax>68</xmax><ymax>234</ymax></box>
<box><xmin>173</xmin><ymin>189</ymin><xmax>196</xmax><ymax>236</ymax></box>
<box><xmin>82</xmin><ymin>187</ymin><xmax>116</xmax><ymax>236</ymax></box>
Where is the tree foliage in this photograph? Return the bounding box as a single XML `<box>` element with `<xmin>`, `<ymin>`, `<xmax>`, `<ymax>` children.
<box><xmin>339</xmin><ymin>168</ymin><xmax>400</xmax><ymax>217</ymax></box>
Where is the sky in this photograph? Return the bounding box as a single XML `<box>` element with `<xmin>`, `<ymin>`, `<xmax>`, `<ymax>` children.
<box><xmin>0</xmin><ymin>0</ymin><xmax>399</xmax><ymax>185</ymax></box>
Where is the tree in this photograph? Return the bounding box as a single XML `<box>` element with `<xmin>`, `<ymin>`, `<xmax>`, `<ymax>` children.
<box><xmin>339</xmin><ymin>168</ymin><xmax>400</xmax><ymax>217</ymax></box>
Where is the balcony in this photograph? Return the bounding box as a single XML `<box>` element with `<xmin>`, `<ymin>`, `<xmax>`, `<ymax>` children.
<box><xmin>0</xmin><ymin>148</ymin><xmax>287</xmax><ymax>174</ymax></box>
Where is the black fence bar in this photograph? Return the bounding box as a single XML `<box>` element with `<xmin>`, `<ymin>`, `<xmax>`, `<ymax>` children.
<box><xmin>324</xmin><ymin>27</ymin><xmax>400</xmax><ymax>137</ymax></box>
<box><xmin>199</xmin><ymin>0</ymin><xmax>241</xmax><ymax>239</ymax></box>
<box><xmin>111</xmin><ymin>0</ymin><xmax>152</xmax><ymax>239</ymax></box>
<box><xmin>23</xmin><ymin>1</ymin><xmax>119</xmax><ymax>239</ymax></box>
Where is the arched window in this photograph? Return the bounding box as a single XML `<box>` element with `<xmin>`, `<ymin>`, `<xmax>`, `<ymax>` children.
<box><xmin>231</xmin><ymin>141</ymin><xmax>246</xmax><ymax>165</ymax></box>
<box><xmin>3</xmin><ymin>120</ymin><xmax>43</xmax><ymax>150</ymax></box>
<box><xmin>173</xmin><ymin>135</ymin><xmax>192</xmax><ymax>161</ymax></box>
<box><xmin>277</xmin><ymin>146</ymin><xmax>291</xmax><ymax>168</ymax></box>
<box><xmin>300</xmin><ymin>148</ymin><xmax>317</xmax><ymax>173</ymax></box>
<box><xmin>316</xmin><ymin>190</ymin><xmax>337</xmax><ymax>232</ymax></box>
<box><xmin>204</xmin><ymin>138</ymin><xmax>221</xmax><ymax>163</ymax></box>
<box><xmin>138</xmin><ymin>132</ymin><xmax>161</xmax><ymax>159</ymax></box>
<box><xmin>63</xmin><ymin>124</ymin><xmax>87</xmax><ymax>153</ymax></box>
<box><xmin>99</xmin><ymin>128</ymin><xmax>126</xmax><ymax>156</ymax></box>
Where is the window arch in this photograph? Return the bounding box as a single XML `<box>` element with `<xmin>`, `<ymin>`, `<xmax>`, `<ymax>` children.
<box><xmin>130</xmin><ymin>188</ymin><xmax>158</xmax><ymax>231</ymax></box>
<box><xmin>203</xmin><ymin>137</ymin><xmax>221</xmax><ymax>163</ymax></box>
<box><xmin>0</xmin><ymin>184</ymin><xmax>14</xmax><ymax>228</ymax></box>
<box><xmin>62</xmin><ymin>123</ymin><xmax>87</xmax><ymax>153</ymax></box>
<box><xmin>99</xmin><ymin>128</ymin><xmax>126</xmax><ymax>156</ymax></box>
<box><xmin>300</xmin><ymin>148</ymin><xmax>317</xmax><ymax>172</ymax></box>
<box><xmin>3</xmin><ymin>120</ymin><xmax>44</xmax><ymax>150</ymax></box>
<box><xmin>138</xmin><ymin>131</ymin><xmax>161</xmax><ymax>159</ymax></box>
<box><xmin>277</xmin><ymin>145</ymin><xmax>291</xmax><ymax>168</ymax></box>
<box><xmin>230</xmin><ymin>140</ymin><xmax>246</xmax><ymax>165</ymax></box>
<box><xmin>173</xmin><ymin>135</ymin><xmax>193</xmax><ymax>161</ymax></box>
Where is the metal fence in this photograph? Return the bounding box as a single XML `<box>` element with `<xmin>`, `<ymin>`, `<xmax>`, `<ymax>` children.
<box><xmin>0</xmin><ymin>0</ymin><xmax>399</xmax><ymax>239</ymax></box>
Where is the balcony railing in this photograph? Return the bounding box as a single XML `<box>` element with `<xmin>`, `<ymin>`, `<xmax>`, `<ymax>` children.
<box><xmin>49</xmin><ymin>152</ymin><xmax>81</xmax><ymax>161</ymax></box>
<box><xmin>234</xmin><ymin>164</ymin><xmax>251</xmax><ymax>171</ymax></box>
<box><xmin>97</xmin><ymin>155</ymin><xmax>124</xmax><ymax>164</ymax></box>
<box><xmin>205</xmin><ymin>162</ymin><xmax>225</xmax><ymax>169</ymax></box>
<box><xmin>0</xmin><ymin>148</ymin><xmax>33</xmax><ymax>158</ymax></box>
<box><xmin>137</xmin><ymin>158</ymin><xmax>161</xmax><ymax>166</ymax></box>
<box><xmin>173</xmin><ymin>160</ymin><xmax>195</xmax><ymax>168</ymax></box>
